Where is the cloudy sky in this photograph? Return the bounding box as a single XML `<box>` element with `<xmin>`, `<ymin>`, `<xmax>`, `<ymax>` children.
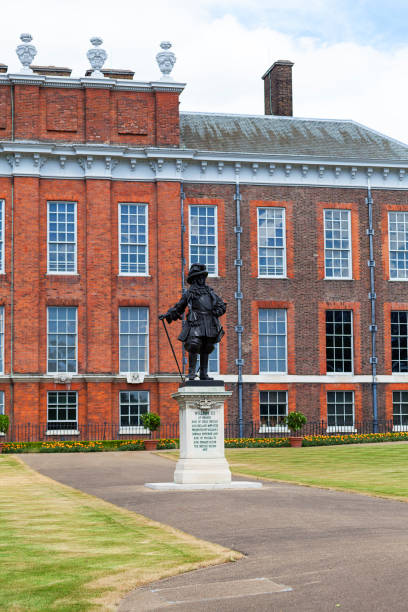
<box><xmin>2</xmin><ymin>0</ymin><xmax>408</xmax><ymax>143</ymax></box>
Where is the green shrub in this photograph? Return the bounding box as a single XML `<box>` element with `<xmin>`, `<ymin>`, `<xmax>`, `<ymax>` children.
<box><xmin>284</xmin><ymin>411</ymin><xmax>307</xmax><ymax>433</ymax></box>
<box><xmin>141</xmin><ymin>413</ymin><xmax>161</xmax><ymax>432</ymax></box>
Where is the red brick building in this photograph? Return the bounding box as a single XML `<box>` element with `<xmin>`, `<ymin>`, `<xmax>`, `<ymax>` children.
<box><xmin>2</xmin><ymin>42</ymin><xmax>408</xmax><ymax>439</ymax></box>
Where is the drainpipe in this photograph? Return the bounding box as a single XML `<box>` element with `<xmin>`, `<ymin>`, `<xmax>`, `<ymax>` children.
<box><xmin>234</xmin><ymin>165</ymin><xmax>244</xmax><ymax>437</ymax></box>
<box><xmin>366</xmin><ymin>182</ymin><xmax>378</xmax><ymax>432</ymax></box>
<box><xmin>180</xmin><ymin>181</ymin><xmax>186</xmax><ymax>375</ymax></box>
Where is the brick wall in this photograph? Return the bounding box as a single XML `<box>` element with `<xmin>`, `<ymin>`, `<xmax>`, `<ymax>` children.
<box><xmin>0</xmin><ymin>84</ymin><xmax>180</xmax><ymax>146</ymax></box>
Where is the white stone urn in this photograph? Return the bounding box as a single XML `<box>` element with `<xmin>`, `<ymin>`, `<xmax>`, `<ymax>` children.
<box><xmin>86</xmin><ymin>37</ymin><xmax>107</xmax><ymax>78</ymax></box>
<box><xmin>16</xmin><ymin>33</ymin><xmax>37</xmax><ymax>74</ymax></box>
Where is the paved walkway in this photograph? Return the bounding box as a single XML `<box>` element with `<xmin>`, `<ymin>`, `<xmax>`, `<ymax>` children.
<box><xmin>20</xmin><ymin>451</ymin><xmax>408</xmax><ymax>611</ymax></box>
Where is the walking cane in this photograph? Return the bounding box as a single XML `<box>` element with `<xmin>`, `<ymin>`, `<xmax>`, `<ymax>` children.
<box><xmin>160</xmin><ymin>317</ymin><xmax>185</xmax><ymax>382</ymax></box>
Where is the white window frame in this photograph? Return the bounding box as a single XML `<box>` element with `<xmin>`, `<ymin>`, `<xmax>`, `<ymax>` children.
<box><xmin>119</xmin><ymin>307</ymin><xmax>149</xmax><ymax>375</ymax></box>
<box><xmin>258</xmin><ymin>308</ymin><xmax>287</xmax><ymax>374</ymax></box>
<box><xmin>259</xmin><ymin>390</ymin><xmax>289</xmax><ymax>433</ymax></box>
<box><xmin>323</xmin><ymin>209</ymin><xmax>352</xmax><ymax>280</ymax></box>
<box><xmin>388</xmin><ymin>211</ymin><xmax>408</xmax><ymax>280</ymax></box>
<box><xmin>47</xmin><ymin>201</ymin><xmax>77</xmax><ymax>275</ymax></box>
<box><xmin>390</xmin><ymin>311</ymin><xmax>408</xmax><ymax>373</ymax></box>
<box><xmin>0</xmin><ymin>200</ymin><xmax>5</xmax><ymax>274</ymax></box>
<box><xmin>392</xmin><ymin>390</ymin><xmax>408</xmax><ymax>432</ymax></box>
<box><xmin>197</xmin><ymin>344</ymin><xmax>220</xmax><ymax>375</ymax></box>
<box><xmin>326</xmin><ymin>390</ymin><xmax>356</xmax><ymax>433</ymax></box>
<box><xmin>257</xmin><ymin>207</ymin><xmax>286</xmax><ymax>278</ymax></box>
<box><xmin>0</xmin><ymin>391</ymin><xmax>5</xmax><ymax>436</ymax></box>
<box><xmin>326</xmin><ymin>310</ymin><xmax>354</xmax><ymax>375</ymax></box>
<box><xmin>118</xmin><ymin>203</ymin><xmax>149</xmax><ymax>276</ymax></box>
<box><xmin>189</xmin><ymin>205</ymin><xmax>218</xmax><ymax>276</ymax></box>
<box><xmin>46</xmin><ymin>390</ymin><xmax>79</xmax><ymax>435</ymax></box>
<box><xmin>0</xmin><ymin>306</ymin><xmax>4</xmax><ymax>374</ymax></box>
<box><xmin>47</xmin><ymin>307</ymin><xmax>78</xmax><ymax>375</ymax></box>
<box><xmin>119</xmin><ymin>390</ymin><xmax>150</xmax><ymax>434</ymax></box>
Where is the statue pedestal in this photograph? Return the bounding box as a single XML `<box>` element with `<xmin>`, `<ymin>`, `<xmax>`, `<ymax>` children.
<box><xmin>173</xmin><ymin>382</ymin><xmax>232</xmax><ymax>484</ymax></box>
<box><xmin>145</xmin><ymin>382</ymin><xmax>262</xmax><ymax>491</ymax></box>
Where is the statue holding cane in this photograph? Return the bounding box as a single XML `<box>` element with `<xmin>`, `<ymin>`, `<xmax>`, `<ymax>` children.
<box><xmin>159</xmin><ymin>264</ymin><xmax>226</xmax><ymax>381</ymax></box>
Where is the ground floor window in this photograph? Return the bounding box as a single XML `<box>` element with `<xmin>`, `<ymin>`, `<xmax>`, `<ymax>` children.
<box><xmin>327</xmin><ymin>390</ymin><xmax>355</xmax><ymax>431</ymax></box>
<box><xmin>47</xmin><ymin>391</ymin><xmax>78</xmax><ymax>432</ymax></box>
<box><xmin>119</xmin><ymin>390</ymin><xmax>149</xmax><ymax>431</ymax></box>
<box><xmin>393</xmin><ymin>391</ymin><xmax>408</xmax><ymax>430</ymax></box>
<box><xmin>259</xmin><ymin>390</ymin><xmax>288</xmax><ymax>431</ymax></box>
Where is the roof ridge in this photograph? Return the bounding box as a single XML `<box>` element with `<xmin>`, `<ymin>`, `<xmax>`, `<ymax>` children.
<box><xmin>180</xmin><ymin>110</ymin><xmax>355</xmax><ymax>124</ymax></box>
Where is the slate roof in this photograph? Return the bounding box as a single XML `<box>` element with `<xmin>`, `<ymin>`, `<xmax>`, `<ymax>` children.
<box><xmin>179</xmin><ymin>112</ymin><xmax>408</xmax><ymax>162</ymax></box>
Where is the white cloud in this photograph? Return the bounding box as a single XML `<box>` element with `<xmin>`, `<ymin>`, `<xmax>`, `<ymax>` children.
<box><xmin>1</xmin><ymin>0</ymin><xmax>407</xmax><ymax>143</ymax></box>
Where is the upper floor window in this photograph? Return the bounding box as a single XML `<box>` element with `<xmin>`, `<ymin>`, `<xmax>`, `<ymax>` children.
<box><xmin>119</xmin><ymin>307</ymin><xmax>149</xmax><ymax>374</ymax></box>
<box><xmin>324</xmin><ymin>209</ymin><xmax>351</xmax><ymax>279</ymax></box>
<box><xmin>189</xmin><ymin>205</ymin><xmax>217</xmax><ymax>275</ymax></box>
<box><xmin>389</xmin><ymin>211</ymin><xmax>408</xmax><ymax>279</ymax></box>
<box><xmin>326</xmin><ymin>310</ymin><xmax>353</xmax><ymax>373</ymax></box>
<box><xmin>119</xmin><ymin>203</ymin><xmax>148</xmax><ymax>275</ymax></box>
<box><xmin>391</xmin><ymin>311</ymin><xmax>408</xmax><ymax>373</ymax></box>
<box><xmin>259</xmin><ymin>309</ymin><xmax>287</xmax><ymax>373</ymax></box>
<box><xmin>47</xmin><ymin>307</ymin><xmax>77</xmax><ymax>374</ymax></box>
<box><xmin>0</xmin><ymin>200</ymin><xmax>4</xmax><ymax>274</ymax></box>
<box><xmin>47</xmin><ymin>201</ymin><xmax>76</xmax><ymax>274</ymax></box>
<box><xmin>258</xmin><ymin>207</ymin><xmax>286</xmax><ymax>277</ymax></box>
<box><xmin>0</xmin><ymin>391</ymin><xmax>4</xmax><ymax>416</ymax></box>
<box><xmin>197</xmin><ymin>344</ymin><xmax>219</xmax><ymax>375</ymax></box>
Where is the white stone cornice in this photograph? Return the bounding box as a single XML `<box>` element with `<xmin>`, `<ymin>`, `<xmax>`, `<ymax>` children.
<box><xmin>0</xmin><ymin>74</ymin><xmax>185</xmax><ymax>93</ymax></box>
<box><xmin>0</xmin><ymin>142</ymin><xmax>407</xmax><ymax>188</ymax></box>
<box><xmin>2</xmin><ymin>373</ymin><xmax>408</xmax><ymax>384</ymax></box>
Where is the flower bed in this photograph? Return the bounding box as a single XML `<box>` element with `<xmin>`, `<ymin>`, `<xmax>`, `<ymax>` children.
<box><xmin>2</xmin><ymin>438</ymin><xmax>178</xmax><ymax>453</ymax></box>
<box><xmin>4</xmin><ymin>432</ymin><xmax>408</xmax><ymax>453</ymax></box>
<box><xmin>225</xmin><ymin>437</ymin><xmax>290</xmax><ymax>448</ymax></box>
<box><xmin>226</xmin><ymin>431</ymin><xmax>408</xmax><ymax>448</ymax></box>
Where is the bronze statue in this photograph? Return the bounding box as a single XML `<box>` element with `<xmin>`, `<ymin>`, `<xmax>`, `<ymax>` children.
<box><xmin>159</xmin><ymin>263</ymin><xmax>226</xmax><ymax>381</ymax></box>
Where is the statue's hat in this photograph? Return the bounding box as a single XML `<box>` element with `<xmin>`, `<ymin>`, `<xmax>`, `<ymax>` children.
<box><xmin>187</xmin><ymin>263</ymin><xmax>208</xmax><ymax>284</ymax></box>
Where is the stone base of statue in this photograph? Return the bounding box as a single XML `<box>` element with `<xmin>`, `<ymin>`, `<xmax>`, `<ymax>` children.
<box><xmin>145</xmin><ymin>381</ymin><xmax>262</xmax><ymax>491</ymax></box>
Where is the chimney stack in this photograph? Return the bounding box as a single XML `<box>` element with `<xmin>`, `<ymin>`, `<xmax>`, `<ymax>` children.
<box><xmin>262</xmin><ymin>60</ymin><xmax>294</xmax><ymax>116</ymax></box>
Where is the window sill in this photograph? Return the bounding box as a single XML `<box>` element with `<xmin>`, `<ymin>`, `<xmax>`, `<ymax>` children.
<box><xmin>389</xmin><ymin>278</ymin><xmax>408</xmax><ymax>282</ymax></box>
<box><xmin>47</xmin><ymin>273</ymin><xmax>79</xmax><ymax>276</ymax></box>
<box><xmin>46</xmin><ymin>430</ymin><xmax>80</xmax><ymax>435</ymax></box>
<box><xmin>119</xmin><ymin>427</ymin><xmax>150</xmax><ymax>434</ymax></box>
<box><xmin>393</xmin><ymin>426</ymin><xmax>408</xmax><ymax>432</ymax></box>
<box><xmin>0</xmin><ymin>432</ymin><xmax>5</xmax><ymax>437</ymax></box>
<box><xmin>326</xmin><ymin>427</ymin><xmax>357</xmax><ymax>433</ymax></box>
<box><xmin>259</xmin><ymin>426</ymin><xmax>289</xmax><ymax>433</ymax></box>
<box><xmin>324</xmin><ymin>277</ymin><xmax>353</xmax><ymax>281</ymax></box>
<box><xmin>118</xmin><ymin>274</ymin><xmax>151</xmax><ymax>278</ymax></box>
<box><xmin>257</xmin><ymin>276</ymin><xmax>288</xmax><ymax>280</ymax></box>
<box><xmin>326</xmin><ymin>372</ymin><xmax>354</xmax><ymax>376</ymax></box>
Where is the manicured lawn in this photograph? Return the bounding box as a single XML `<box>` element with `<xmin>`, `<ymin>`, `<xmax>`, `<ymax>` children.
<box><xmin>224</xmin><ymin>443</ymin><xmax>408</xmax><ymax>499</ymax></box>
<box><xmin>0</xmin><ymin>456</ymin><xmax>239</xmax><ymax>611</ymax></box>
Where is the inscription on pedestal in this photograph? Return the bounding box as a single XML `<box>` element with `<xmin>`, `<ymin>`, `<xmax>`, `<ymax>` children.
<box><xmin>191</xmin><ymin>409</ymin><xmax>218</xmax><ymax>451</ymax></box>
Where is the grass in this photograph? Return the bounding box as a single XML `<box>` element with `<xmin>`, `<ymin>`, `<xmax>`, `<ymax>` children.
<box><xmin>161</xmin><ymin>442</ymin><xmax>408</xmax><ymax>500</ymax></box>
<box><xmin>224</xmin><ymin>443</ymin><xmax>408</xmax><ymax>500</ymax></box>
<box><xmin>0</xmin><ymin>456</ymin><xmax>240</xmax><ymax>611</ymax></box>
